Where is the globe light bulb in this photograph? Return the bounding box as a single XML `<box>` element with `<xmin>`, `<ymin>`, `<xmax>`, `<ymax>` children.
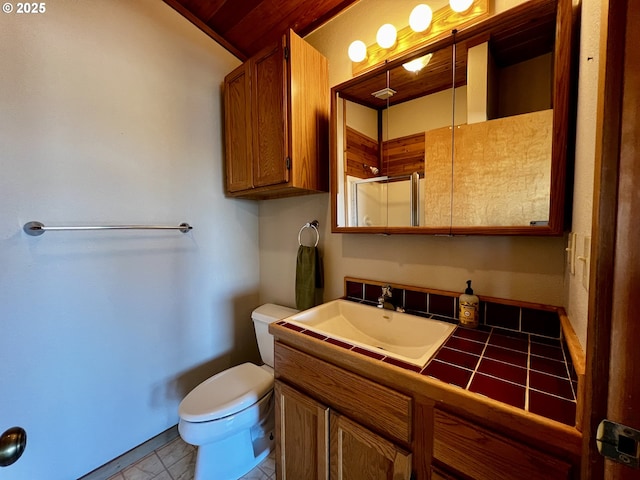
<box><xmin>376</xmin><ymin>24</ymin><xmax>397</xmax><ymax>49</ymax></box>
<box><xmin>409</xmin><ymin>4</ymin><xmax>433</xmax><ymax>33</ymax></box>
<box><xmin>348</xmin><ymin>40</ymin><xmax>367</xmax><ymax>62</ymax></box>
<box><xmin>450</xmin><ymin>0</ymin><xmax>474</xmax><ymax>13</ymax></box>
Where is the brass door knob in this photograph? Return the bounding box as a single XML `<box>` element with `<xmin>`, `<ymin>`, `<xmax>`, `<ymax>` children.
<box><xmin>0</xmin><ymin>427</ymin><xmax>27</xmax><ymax>467</ymax></box>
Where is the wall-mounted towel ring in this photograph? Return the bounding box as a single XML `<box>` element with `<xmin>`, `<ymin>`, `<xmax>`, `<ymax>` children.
<box><xmin>298</xmin><ymin>220</ymin><xmax>319</xmax><ymax>247</ymax></box>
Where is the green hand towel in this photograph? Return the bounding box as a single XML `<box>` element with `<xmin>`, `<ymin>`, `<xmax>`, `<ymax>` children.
<box><xmin>295</xmin><ymin>245</ymin><xmax>324</xmax><ymax>310</ymax></box>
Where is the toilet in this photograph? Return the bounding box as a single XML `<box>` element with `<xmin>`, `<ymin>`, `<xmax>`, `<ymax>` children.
<box><xmin>178</xmin><ymin>304</ymin><xmax>298</xmax><ymax>480</ymax></box>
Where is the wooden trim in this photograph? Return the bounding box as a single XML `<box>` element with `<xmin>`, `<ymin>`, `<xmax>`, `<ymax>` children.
<box><xmin>560</xmin><ymin>308</ymin><xmax>586</xmax><ymax>432</ymax></box>
<box><xmin>162</xmin><ymin>0</ymin><xmax>247</xmax><ymax>60</ymax></box>
<box><xmin>581</xmin><ymin>0</ymin><xmax>625</xmax><ymax>477</ymax></box>
<box><xmin>584</xmin><ymin>0</ymin><xmax>640</xmax><ymax>478</ymax></box>
<box><xmin>331</xmin><ymin>87</ymin><xmax>340</xmax><ymax>231</ymax></box>
<box><xmin>412</xmin><ymin>396</ymin><xmax>435</xmax><ymax>480</ymax></box>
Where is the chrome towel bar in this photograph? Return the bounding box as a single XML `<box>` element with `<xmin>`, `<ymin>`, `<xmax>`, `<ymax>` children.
<box><xmin>23</xmin><ymin>221</ymin><xmax>193</xmax><ymax>236</ymax></box>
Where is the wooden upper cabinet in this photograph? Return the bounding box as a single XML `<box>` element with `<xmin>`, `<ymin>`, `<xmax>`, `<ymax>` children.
<box><xmin>224</xmin><ymin>63</ymin><xmax>252</xmax><ymax>193</ymax></box>
<box><xmin>224</xmin><ymin>29</ymin><xmax>329</xmax><ymax>199</ymax></box>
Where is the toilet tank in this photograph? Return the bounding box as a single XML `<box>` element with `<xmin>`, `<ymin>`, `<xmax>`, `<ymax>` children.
<box><xmin>252</xmin><ymin>304</ymin><xmax>298</xmax><ymax>368</ymax></box>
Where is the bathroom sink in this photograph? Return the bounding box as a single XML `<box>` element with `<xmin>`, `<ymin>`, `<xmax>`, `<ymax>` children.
<box><xmin>284</xmin><ymin>299</ymin><xmax>456</xmax><ymax>367</ymax></box>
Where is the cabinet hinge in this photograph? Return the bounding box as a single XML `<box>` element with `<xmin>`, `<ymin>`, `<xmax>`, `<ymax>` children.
<box><xmin>284</xmin><ymin>46</ymin><xmax>290</xmax><ymax>61</ymax></box>
<box><xmin>285</xmin><ymin>156</ymin><xmax>291</xmax><ymax>170</ymax></box>
<box><xmin>597</xmin><ymin>419</ymin><xmax>640</xmax><ymax>468</ymax></box>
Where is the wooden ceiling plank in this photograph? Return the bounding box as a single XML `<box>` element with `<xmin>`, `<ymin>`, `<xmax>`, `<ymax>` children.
<box><xmin>163</xmin><ymin>0</ymin><xmax>248</xmax><ymax>59</ymax></box>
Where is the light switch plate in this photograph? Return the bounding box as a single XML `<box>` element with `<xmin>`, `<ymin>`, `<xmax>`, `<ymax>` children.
<box><xmin>566</xmin><ymin>232</ymin><xmax>577</xmax><ymax>275</ymax></box>
<box><xmin>582</xmin><ymin>236</ymin><xmax>591</xmax><ymax>290</ymax></box>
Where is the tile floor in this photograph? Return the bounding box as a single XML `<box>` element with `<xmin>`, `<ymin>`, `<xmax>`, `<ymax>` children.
<box><xmin>106</xmin><ymin>436</ymin><xmax>275</xmax><ymax>480</ymax></box>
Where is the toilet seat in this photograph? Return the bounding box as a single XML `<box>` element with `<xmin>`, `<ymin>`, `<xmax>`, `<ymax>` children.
<box><xmin>179</xmin><ymin>362</ymin><xmax>273</xmax><ymax>423</ymax></box>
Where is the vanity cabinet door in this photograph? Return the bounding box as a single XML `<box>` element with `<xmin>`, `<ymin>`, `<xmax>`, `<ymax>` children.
<box><xmin>250</xmin><ymin>39</ymin><xmax>288</xmax><ymax>189</ymax></box>
<box><xmin>275</xmin><ymin>380</ymin><xmax>329</xmax><ymax>480</ymax></box>
<box><xmin>330</xmin><ymin>411</ymin><xmax>412</xmax><ymax>480</ymax></box>
<box><xmin>432</xmin><ymin>409</ymin><xmax>573</xmax><ymax>480</ymax></box>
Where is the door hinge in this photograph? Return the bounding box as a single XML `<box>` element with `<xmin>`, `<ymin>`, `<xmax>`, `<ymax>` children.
<box><xmin>284</xmin><ymin>46</ymin><xmax>289</xmax><ymax>60</ymax></box>
<box><xmin>285</xmin><ymin>156</ymin><xmax>291</xmax><ymax>170</ymax></box>
<box><xmin>597</xmin><ymin>419</ymin><xmax>640</xmax><ymax>468</ymax></box>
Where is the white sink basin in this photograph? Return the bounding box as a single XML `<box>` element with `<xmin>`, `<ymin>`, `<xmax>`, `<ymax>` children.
<box><xmin>284</xmin><ymin>299</ymin><xmax>456</xmax><ymax>367</ymax></box>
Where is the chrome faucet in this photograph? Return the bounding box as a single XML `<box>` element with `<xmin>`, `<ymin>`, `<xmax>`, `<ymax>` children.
<box><xmin>378</xmin><ymin>285</ymin><xmax>402</xmax><ymax>311</ymax></box>
<box><xmin>378</xmin><ymin>285</ymin><xmax>406</xmax><ymax>312</ymax></box>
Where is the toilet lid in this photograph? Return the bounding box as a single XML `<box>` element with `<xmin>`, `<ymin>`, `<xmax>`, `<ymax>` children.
<box><xmin>179</xmin><ymin>363</ymin><xmax>273</xmax><ymax>422</ymax></box>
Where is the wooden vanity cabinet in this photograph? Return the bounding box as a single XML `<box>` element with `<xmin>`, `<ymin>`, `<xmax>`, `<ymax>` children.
<box><xmin>432</xmin><ymin>409</ymin><xmax>573</xmax><ymax>480</ymax></box>
<box><xmin>274</xmin><ymin>342</ymin><xmax>413</xmax><ymax>479</ymax></box>
<box><xmin>275</xmin><ymin>380</ymin><xmax>412</xmax><ymax>480</ymax></box>
<box><xmin>272</xmin><ymin>338</ymin><xmax>580</xmax><ymax>480</ymax></box>
<box><xmin>224</xmin><ymin>29</ymin><xmax>329</xmax><ymax>200</ymax></box>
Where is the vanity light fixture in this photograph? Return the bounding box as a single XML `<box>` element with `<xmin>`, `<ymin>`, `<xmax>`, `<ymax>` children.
<box><xmin>348</xmin><ymin>0</ymin><xmax>488</xmax><ymax>76</ymax></box>
<box><xmin>450</xmin><ymin>0</ymin><xmax>474</xmax><ymax>13</ymax></box>
<box><xmin>402</xmin><ymin>53</ymin><xmax>433</xmax><ymax>72</ymax></box>
<box><xmin>348</xmin><ymin>40</ymin><xmax>367</xmax><ymax>62</ymax></box>
<box><xmin>376</xmin><ymin>23</ymin><xmax>397</xmax><ymax>49</ymax></box>
<box><xmin>409</xmin><ymin>4</ymin><xmax>433</xmax><ymax>33</ymax></box>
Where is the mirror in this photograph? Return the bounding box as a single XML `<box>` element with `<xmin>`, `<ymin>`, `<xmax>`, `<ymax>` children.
<box><xmin>331</xmin><ymin>0</ymin><xmax>574</xmax><ymax>235</ymax></box>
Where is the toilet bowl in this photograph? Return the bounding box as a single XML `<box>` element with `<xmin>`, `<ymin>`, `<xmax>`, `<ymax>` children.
<box><xmin>178</xmin><ymin>304</ymin><xmax>297</xmax><ymax>480</ymax></box>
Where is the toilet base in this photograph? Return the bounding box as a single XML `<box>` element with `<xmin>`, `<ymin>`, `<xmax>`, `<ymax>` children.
<box><xmin>194</xmin><ymin>423</ymin><xmax>274</xmax><ymax>480</ymax></box>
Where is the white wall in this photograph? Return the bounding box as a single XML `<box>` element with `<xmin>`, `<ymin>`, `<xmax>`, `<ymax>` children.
<box><xmin>564</xmin><ymin>0</ymin><xmax>602</xmax><ymax>348</ymax></box>
<box><xmin>0</xmin><ymin>2</ymin><xmax>259</xmax><ymax>479</ymax></box>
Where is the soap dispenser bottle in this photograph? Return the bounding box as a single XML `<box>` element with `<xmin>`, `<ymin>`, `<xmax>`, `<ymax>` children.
<box><xmin>459</xmin><ymin>280</ymin><xmax>479</xmax><ymax>328</ymax></box>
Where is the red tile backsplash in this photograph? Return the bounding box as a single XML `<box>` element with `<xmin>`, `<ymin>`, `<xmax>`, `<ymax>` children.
<box><xmin>485</xmin><ymin>302</ymin><xmax>520</xmax><ymax>330</ymax></box>
<box><xmin>429</xmin><ymin>293</ymin><xmax>456</xmax><ymax>318</ymax></box>
<box><xmin>521</xmin><ymin>308</ymin><xmax>562</xmax><ymax>337</ymax></box>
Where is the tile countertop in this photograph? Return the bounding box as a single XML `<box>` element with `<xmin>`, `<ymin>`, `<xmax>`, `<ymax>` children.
<box><xmin>276</xmin><ymin>319</ymin><xmax>578</xmax><ymax>427</ymax></box>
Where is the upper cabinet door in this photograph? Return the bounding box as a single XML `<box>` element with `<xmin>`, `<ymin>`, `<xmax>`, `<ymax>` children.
<box><xmin>224</xmin><ymin>63</ymin><xmax>253</xmax><ymax>193</ymax></box>
<box><xmin>224</xmin><ymin>30</ymin><xmax>329</xmax><ymax>200</ymax></box>
<box><xmin>251</xmin><ymin>38</ymin><xmax>289</xmax><ymax>189</ymax></box>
